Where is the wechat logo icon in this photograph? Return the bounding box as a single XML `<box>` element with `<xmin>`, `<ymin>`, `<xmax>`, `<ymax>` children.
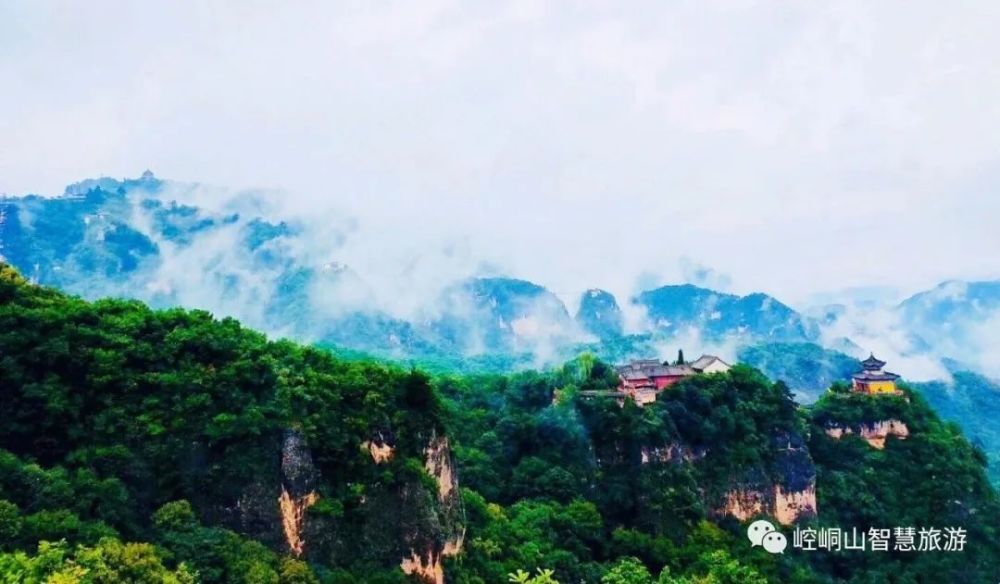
<box><xmin>748</xmin><ymin>520</ymin><xmax>788</xmax><ymax>554</ymax></box>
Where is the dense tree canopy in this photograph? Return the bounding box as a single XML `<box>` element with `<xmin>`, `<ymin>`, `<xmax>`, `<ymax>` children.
<box><xmin>1</xmin><ymin>263</ymin><xmax>999</xmax><ymax>583</ymax></box>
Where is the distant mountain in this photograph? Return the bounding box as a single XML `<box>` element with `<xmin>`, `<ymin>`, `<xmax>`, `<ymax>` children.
<box><xmin>5</xmin><ymin>173</ymin><xmax>999</xmax><ymax>390</ymax></box>
<box><xmin>0</xmin><ymin>175</ymin><xmax>827</xmax><ymax>368</ymax></box>
<box><xmin>738</xmin><ymin>342</ymin><xmax>861</xmax><ymax>403</ymax></box>
<box><xmin>899</xmin><ymin>280</ymin><xmax>1000</xmax><ymax>321</ymax></box>
<box><xmin>430</xmin><ymin>277</ymin><xmax>577</xmax><ymax>354</ymax></box>
<box><xmin>635</xmin><ymin>284</ymin><xmax>820</xmax><ymax>343</ymax></box>
<box><xmin>0</xmin><ymin>173</ymin><xmax>302</xmax><ymax>302</ymax></box>
<box><xmin>912</xmin><ymin>369</ymin><xmax>1000</xmax><ymax>484</ymax></box>
<box><xmin>0</xmin><ymin>174</ymin><xmax>404</xmax><ymax>355</ymax></box>
<box><xmin>575</xmin><ymin>288</ymin><xmax>624</xmax><ymax>339</ymax></box>
<box><xmin>897</xmin><ymin>280</ymin><xmax>1000</xmax><ymax>369</ymax></box>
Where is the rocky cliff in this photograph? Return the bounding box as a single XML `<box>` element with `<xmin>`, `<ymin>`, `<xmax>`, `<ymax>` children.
<box><xmin>400</xmin><ymin>432</ymin><xmax>466</xmax><ymax>584</ymax></box>
<box><xmin>825</xmin><ymin>419</ymin><xmax>910</xmax><ymax>449</ymax></box>
<box><xmin>714</xmin><ymin>432</ymin><xmax>818</xmax><ymax>525</ymax></box>
<box><xmin>228</xmin><ymin>427</ymin><xmax>465</xmax><ymax>581</ymax></box>
<box><xmin>277</xmin><ymin>430</ymin><xmax>320</xmax><ymax>556</ymax></box>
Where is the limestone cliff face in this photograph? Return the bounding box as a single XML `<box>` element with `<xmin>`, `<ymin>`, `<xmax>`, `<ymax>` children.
<box><xmin>278</xmin><ymin>430</ymin><xmax>320</xmax><ymax>556</ymax></box>
<box><xmin>825</xmin><ymin>419</ymin><xmax>909</xmax><ymax>449</ymax></box>
<box><xmin>401</xmin><ymin>551</ymin><xmax>445</xmax><ymax>584</ymax></box>
<box><xmin>640</xmin><ymin>443</ymin><xmax>707</xmax><ymax>464</ymax></box>
<box><xmin>230</xmin><ymin>429</ymin><xmax>320</xmax><ymax>555</ymax></box>
<box><xmin>363</xmin><ymin>429</ymin><xmax>396</xmax><ymax>464</ymax></box>
<box><xmin>400</xmin><ymin>431</ymin><xmax>466</xmax><ymax>584</ymax></box>
<box><xmin>719</xmin><ymin>484</ymin><xmax>818</xmax><ymax>526</ymax></box>
<box><xmin>714</xmin><ymin>432</ymin><xmax>818</xmax><ymax>525</ymax></box>
<box><xmin>424</xmin><ymin>434</ymin><xmax>458</xmax><ymax>501</ymax></box>
<box><xmin>228</xmin><ymin>426</ymin><xmax>464</xmax><ymax>580</ymax></box>
<box><xmin>635</xmin><ymin>430</ymin><xmax>817</xmax><ymax>526</ymax></box>
<box><xmin>773</xmin><ymin>484</ymin><xmax>818</xmax><ymax>525</ymax></box>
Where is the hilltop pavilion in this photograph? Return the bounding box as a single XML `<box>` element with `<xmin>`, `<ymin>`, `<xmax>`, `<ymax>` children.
<box><xmin>851</xmin><ymin>354</ymin><xmax>900</xmax><ymax>394</ymax></box>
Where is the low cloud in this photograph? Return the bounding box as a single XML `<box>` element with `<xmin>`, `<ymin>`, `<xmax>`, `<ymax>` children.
<box><xmin>3</xmin><ymin>2</ymin><xmax>1000</xmax><ymax>380</ymax></box>
<box><xmin>3</xmin><ymin>2</ymin><xmax>1000</xmax><ymax>309</ymax></box>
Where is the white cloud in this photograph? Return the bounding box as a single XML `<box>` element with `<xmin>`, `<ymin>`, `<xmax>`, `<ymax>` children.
<box><xmin>2</xmin><ymin>0</ymin><xmax>1000</xmax><ymax>309</ymax></box>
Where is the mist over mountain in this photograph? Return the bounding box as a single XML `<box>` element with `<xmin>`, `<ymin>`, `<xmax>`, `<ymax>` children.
<box><xmin>897</xmin><ymin>281</ymin><xmax>1000</xmax><ymax>375</ymax></box>
<box><xmin>3</xmin><ymin>173</ymin><xmax>1000</xmax><ymax>391</ymax></box>
<box><xmin>575</xmin><ymin>289</ymin><xmax>624</xmax><ymax>339</ymax></box>
<box><xmin>636</xmin><ymin>284</ymin><xmax>820</xmax><ymax>344</ymax></box>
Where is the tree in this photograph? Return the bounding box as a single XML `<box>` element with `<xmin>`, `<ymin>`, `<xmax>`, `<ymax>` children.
<box><xmin>153</xmin><ymin>500</ymin><xmax>197</xmax><ymax>532</ymax></box>
<box><xmin>602</xmin><ymin>557</ymin><xmax>653</xmax><ymax>584</ymax></box>
<box><xmin>691</xmin><ymin>551</ymin><xmax>767</xmax><ymax>584</ymax></box>
<box><xmin>675</xmin><ymin>350</ymin><xmax>685</xmax><ymax>366</ymax></box>
<box><xmin>0</xmin><ymin>538</ymin><xmax>196</xmax><ymax>584</ymax></box>
<box><xmin>509</xmin><ymin>568</ymin><xmax>559</xmax><ymax>584</ymax></box>
<box><xmin>279</xmin><ymin>558</ymin><xmax>320</xmax><ymax>584</ymax></box>
<box><xmin>0</xmin><ymin>500</ymin><xmax>22</xmax><ymax>548</ymax></box>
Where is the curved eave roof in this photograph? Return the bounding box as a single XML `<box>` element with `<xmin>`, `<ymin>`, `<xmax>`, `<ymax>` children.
<box><xmin>861</xmin><ymin>355</ymin><xmax>887</xmax><ymax>370</ymax></box>
<box><xmin>852</xmin><ymin>371</ymin><xmax>900</xmax><ymax>382</ymax></box>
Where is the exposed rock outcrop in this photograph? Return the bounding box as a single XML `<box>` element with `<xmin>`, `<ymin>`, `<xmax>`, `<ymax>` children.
<box><xmin>229</xmin><ymin>426</ymin><xmax>464</xmax><ymax>579</ymax></box>
<box><xmin>424</xmin><ymin>434</ymin><xmax>457</xmax><ymax>501</ymax></box>
<box><xmin>278</xmin><ymin>430</ymin><xmax>320</xmax><ymax>556</ymax></box>
<box><xmin>775</xmin><ymin>484</ymin><xmax>817</xmax><ymax>525</ymax></box>
<box><xmin>400</xmin><ymin>432</ymin><xmax>465</xmax><ymax>584</ymax></box>
<box><xmin>279</xmin><ymin>488</ymin><xmax>318</xmax><ymax>556</ymax></box>
<box><xmin>718</xmin><ymin>483</ymin><xmax>817</xmax><ymax>526</ymax></box>
<box><xmin>715</xmin><ymin>432</ymin><xmax>817</xmax><ymax>525</ymax></box>
<box><xmin>641</xmin><ymin>443</ymin><xmax>707</xmax><ymax>464</ymax></box>
<box><xmin>364</xmin><ymin>429</ymin><xmax>396</xmax><ymax>464</ymax></box>
<box><xmin>401</xmin><ymin>549</ymin><xmax>445</xmax><ymax>584</ymax></box>
<box><xmin>825</xmin><ymin>419</ymin><xmax>909</xmax><ymax>449</ymax></box>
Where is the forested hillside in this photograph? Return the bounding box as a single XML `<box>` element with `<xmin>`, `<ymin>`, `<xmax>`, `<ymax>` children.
<box><xmin>2</xmin><ymin>263</ymin><xmax>999</xmax><ymax>583</ymax></box>
<box><xmin>0</xmin><ymin>263</ymin><xmax>462</xmax><ymax>582</ymax></box>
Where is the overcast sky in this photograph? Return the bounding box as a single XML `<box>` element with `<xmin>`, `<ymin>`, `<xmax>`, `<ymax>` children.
<box><xmin>2</xmin><ymin>1</ymin><xmax>999</xmax><ymax>306</ymax></box>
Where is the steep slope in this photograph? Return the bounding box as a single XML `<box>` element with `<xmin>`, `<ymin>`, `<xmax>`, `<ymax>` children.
<box><xmin>429</xmin><ymin>277</ymin><xmax>576</xmax><ymax>354</ymax></box>
<box><xmin>913</xmin><ymin>370</ymin><xmax>1000</xmax><ymax>485</ymax></box>
<box><xmin>441</xmin><ymin>354</ymin><xmax>1000</xmax><ymax>583</ymax></box>
<box><xmin>0</xmin><ymin>262</ymin><xmax>464</xmax><ymax>582</ymax></box>
<box><xmin>743</xmin><ymin>342</ymin><xmax>1000</xmax><ymax>484</ymax></box>
<box><xmin>575</xmin><ymin>288</ymin><xmax>625</xmax><ymax>339</ymax></box>
<box><xmin>635</xmin><ymin>284</ymin><xmax>819</xmax><ymax>343</ymax></box>
<box><xmin>809</xmin><ymin>387</ymin><xmax>1000</xmax><ymax>580</ymax></box>
<box><xmin>0</xmin><ymin>175</ymin><xmax>450</xmax><ymax>362</ymax></box>
<box><xmin>4</xmin><ymin>266</ymin><xmax>1000</xmax><ymax>583</ymax></box>
<box><xmin>898</xmin><ymin>280</ymin><xmax>1000</xmax><ymax>370</ymax></box>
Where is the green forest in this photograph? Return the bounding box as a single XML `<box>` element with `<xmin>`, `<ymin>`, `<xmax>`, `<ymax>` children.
<box><xmin>1</xmin><ymin>262</ymin><xmax>999</xmax><ymax>583</ymax></box>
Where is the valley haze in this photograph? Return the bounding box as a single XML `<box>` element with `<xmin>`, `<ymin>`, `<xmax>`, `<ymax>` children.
<box><xmin>2</xmin><ymin>2</ymin><xmax>1000</xmax><ymax>312</ymax></box>
<box><xmin>2</xmin><ymin>173</ymin><xmax>999</xmax><ymax>388</ymax></box>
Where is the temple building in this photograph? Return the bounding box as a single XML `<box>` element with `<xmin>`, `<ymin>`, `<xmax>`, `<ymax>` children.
<box><xmin>852</xmin><ymin>354</ymin><xmax>900</xmax><ymax>394</ymax></box>
<box><xmin>616</xmin><ymin>354</ymin><xmax>732</xmax><ymax>405</ymax></box>
<box><xmin>689</xmin><ymin>354</ymin><xmax>731</xmax><ymax>374</ymax></box>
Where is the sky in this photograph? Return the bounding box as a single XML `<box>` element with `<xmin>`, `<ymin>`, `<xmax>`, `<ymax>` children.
<box><xmin>2</xmin><ymin>0</ymin><xmax>1000</xmax><ymax>308</ymax></box>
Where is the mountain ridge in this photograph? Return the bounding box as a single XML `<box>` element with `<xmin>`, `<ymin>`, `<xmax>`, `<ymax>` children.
<box><xmin>3</xmin><ymin>174</ymin><xmax>999</xmax><ymax>385</ymax></box>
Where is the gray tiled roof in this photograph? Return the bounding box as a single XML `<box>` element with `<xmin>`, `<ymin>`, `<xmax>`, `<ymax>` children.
<box><xmin>619</xmin><ymin>360</ymin><xmax>695</xmax><ymax>379</ymax></box>
<box><xmin>852</xmin><ymin>370</ymin><xmax>900</xmax><ymax>381</ymax></box>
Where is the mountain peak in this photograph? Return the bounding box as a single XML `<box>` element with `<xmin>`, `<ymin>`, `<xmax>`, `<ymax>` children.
<box><xmin>575</xmin><ymin>288</ymin><xmax>623</xmax><ymax>339</ymax></box>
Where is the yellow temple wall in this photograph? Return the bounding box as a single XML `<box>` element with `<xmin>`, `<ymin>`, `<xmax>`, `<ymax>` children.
<box><xmin>860</xmin><ymin>380</ymin><xmax>897</xmax><ymax>394</ymax></box>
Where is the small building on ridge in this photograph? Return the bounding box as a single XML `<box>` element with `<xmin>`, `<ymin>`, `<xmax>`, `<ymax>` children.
<box><xmin>851</xmin><ymin>354</ymin><xmax>901</xmax><ymax>395</ymax></box>
<box><xmin>615</xmin><ymin>354</ymin><xmax>732</xmax><ymax>405</ymax></box>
